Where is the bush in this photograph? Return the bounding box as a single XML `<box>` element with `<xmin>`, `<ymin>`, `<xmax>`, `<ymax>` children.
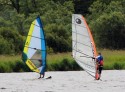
<box><xmin>0</xmin><ymin>60</ymin><xmax>31</xmax><ymax>73</ymax></box>
<box><xmin>0</xmin><ymin>27</ymin><xmax>24</xmax><ymax>54</ymax></box>
<box><xmin>0</xmin><ymin>37</ymin><xmax>13</xmax><ymax>54</ymax></box>
<box><xmin>45</xmin><ymin>23</ymin><xmax>71</xmax><ymax>53</ymax></box>
<box><xmin>13</xmin><ymin>60</ymin><xmax>31</xmax><ymax>72</ymax></box>
<box><xmin>113</xmin><ymin>62</ymin><xmax>124</xmax><ymax>70</ymax></box>
<box><xmin>89</xmin><ymin>1</ymin><xmax>125</xmax><ymax>49</ymax></box>
<box><xmin>0</xmin><ymin>62</ymin><xmax>13</xmax><ymax>72</ymax></box>
<box><xmin>103</xmin><ymin>64</ymin><xmax>114</xmax><ymax>70</ymax></box>
<box><xmin>47</xmin><ymin>58</ymin><xmax>81</xmax><ymax>71</ymax></box>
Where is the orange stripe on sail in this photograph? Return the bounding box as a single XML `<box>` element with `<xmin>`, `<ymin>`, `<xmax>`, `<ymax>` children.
<box><xmin>82</xmin><ymin>16</ymin><xmax>97</xmax><ymax>57</ymax></box>
<box><xmin>82</xmin><ymin>16</ymin><xmax>99</xmax><ymax>80</ymax></box>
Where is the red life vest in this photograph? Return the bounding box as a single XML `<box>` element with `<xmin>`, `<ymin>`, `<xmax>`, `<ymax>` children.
<box><xmin>99</xmin><ymin>60</ymin><xmax>103</xmax><ymax>66</ymax></box>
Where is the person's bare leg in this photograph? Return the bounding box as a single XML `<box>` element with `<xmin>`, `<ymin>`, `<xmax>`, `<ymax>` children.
<box><xmin>38</xmin><ymin>74</ymin><xmax>42</xmax><ymax>79</ymax></box>
<box><xmin>42</xmin><ymin>73</ymin><xmax>45</xmax><ymax>78</ymax></box>
<box><xmin>98</xmin><ymin>74</ymin><xmax>100</xmax><ymax>80</ymax></box>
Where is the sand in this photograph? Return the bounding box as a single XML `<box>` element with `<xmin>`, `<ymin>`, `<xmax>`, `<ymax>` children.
<box><xmin>0</xmin><ymin>70</ymin><xmax>125</xmax><ymax>92</ymax></box>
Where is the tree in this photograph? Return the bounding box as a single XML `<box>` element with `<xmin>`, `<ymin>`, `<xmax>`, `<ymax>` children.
<box><xmin>0</xmin><ymin>0</ymin><xmax>74</xmax><ymax>54</ymax></box>
<box><xmin>0</xmin><ymin>27</ymin><xmax>24</xmax><ymax>54</ymax></box>
<box><xmin>88</xmin><ymin>0</ymin><xmax>125</xmax><ymax>49</ymax></box>
<box><xmin>42</xmin><ymin>1</ymin><xmax>74</xmax><ymax>52</ymax></box>
<box><xmin>73</xmin><ymin>0</ymin><xmax>95</xmax><ymax>15</ymax></box>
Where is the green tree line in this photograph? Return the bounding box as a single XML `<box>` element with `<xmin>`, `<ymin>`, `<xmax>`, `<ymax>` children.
<box><xmin>0</xmin><ymin>0</ymin><xmax>125</xmax><ymax>55</ymax></box>
<box><xmin>88</xmin><ymin>0</ymin><xmax>125</xmax><ymax>49</ymax></box>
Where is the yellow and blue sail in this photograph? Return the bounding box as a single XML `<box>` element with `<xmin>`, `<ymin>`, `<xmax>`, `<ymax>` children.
<box><xmin>22</xmin><ymin>17</ymin><xmax>46</xmax><ymax>74</ymax></box>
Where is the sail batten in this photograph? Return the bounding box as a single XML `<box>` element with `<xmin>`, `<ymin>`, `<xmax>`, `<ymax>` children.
<box><xmin>73</xmin><ymin>49</ymin><xmax>94</xmax><ymax>57</ymax></box>
<box><xmin>72</xmin><ymin>31</ymin><xmax>89</xmax><ymax>38</ymax></box>
<box><xmin>72</xmin><ymin>40</ymin><xmax>92</xmax><ymax>48</ymax></box>
<box><xmin>28</xmin><ymin>35</ymin><xmax>45</xmax><ymax>40</ymax></box>
<box><xmin>72</xmin><ymin>14</ymin><xmax>97</xmax><ymax>78</ymax></box>
<box><xmin>24</xmin><ymin>46</ymin><xmax>46</xmax><ymax>51</ymax></box>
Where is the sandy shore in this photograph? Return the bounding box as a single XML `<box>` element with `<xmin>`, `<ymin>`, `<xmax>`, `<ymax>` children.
<box><xmin>0</xmin><ymin>70</ymin><xmax>125</xmax><ymax>92</ymax></box>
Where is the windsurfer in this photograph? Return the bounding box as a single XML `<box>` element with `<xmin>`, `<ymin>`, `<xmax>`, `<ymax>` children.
<box><xmin>96</xmin><ymin>52</ymin><xmax>103</xmax><ymax>80</ymax></box>
<box><xmin>38</xmin><ymin>59</ymin><xmax>46</xmax><ymax>79</ymax></box>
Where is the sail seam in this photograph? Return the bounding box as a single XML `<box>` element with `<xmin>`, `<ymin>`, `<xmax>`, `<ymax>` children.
<box><xmin>28</xmin><ymin>35</ymin><xmax>45</xmax><ymax>40</ymax></box>
<box><xmin>73</xmin><ymin>48</ymin><xmax>94</xmax><ymax>58</ymax></box>
<box><xmin>72</xmin><ymin>40</ymin><xmax>92</xmax><ymax>48</ymax></box>
<box><xmin>75</xmin><ymin>59</ymin><xmax>95</xmax><ymax>72</ymax></box>
<box><xmin>24</xmin><ymin>46</ymin><xmax>46</xmax><ymax>51</ymax></box>
<box><xmin>72</xmin><ymin>31</ymin><xmax>89</xmax><ymax>38</ymax></box>
<box><xmin>31</xmin><ymin>23</ymin><xmax>42</xmax><ymax>28</ymax></box>
<box><xmin>72</xmin><ymin>22</ymin><xmax>86</xmax><ymax>28</ymax></box>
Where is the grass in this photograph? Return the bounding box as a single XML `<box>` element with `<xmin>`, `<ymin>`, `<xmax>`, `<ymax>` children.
<box><xmin>0</xmin><ymin>50</ymin><xmax>125</xmax><ymax>72</ymax></box>
<box><xmin>0</xmin><ymin>55</ymin><xmax>30</xmax><ymax>72</ymax></box>
<box><xmin>0</xmin><ymin>55</ymin><xmax>21</xmax><ymax>62</ymax></box>
<box><xmin>47</xmin><ymin>52</ymin><xmax>81</xmax><ymax>71</ymax></box>
<box><xmin>47</xmin><ymin>52</ymin><xmax>73</xmax><ymax>63</ymax></box>
<box><xmin>98</xmin><ymin>49</ymin><xmax>125</xmax><ymax>70</ymax></box>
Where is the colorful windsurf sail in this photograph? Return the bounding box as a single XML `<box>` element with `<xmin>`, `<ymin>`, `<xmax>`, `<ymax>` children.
<box><xmin>22</xmin><ymin>16</ymin><xmax>46</xmax><ymax>74</ymax></box>
<box><xmin>72</xmin><ymin>14</ymin><xmax>97</xmax><ymax>78</ymax></box>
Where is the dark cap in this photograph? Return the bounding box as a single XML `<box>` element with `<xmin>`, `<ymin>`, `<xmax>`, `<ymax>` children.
<box><xmin>38</xmin><ymin>59</ymin><xmax>42</xmax><ymax>62</ymax></box>
<box><xmin>98</xmin><ymin>52</ymin><xmax>101</xmax><ymax>55</ymax></box>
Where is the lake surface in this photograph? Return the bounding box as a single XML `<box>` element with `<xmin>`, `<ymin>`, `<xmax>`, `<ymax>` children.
<box><xmin>0</xmin><ymin>70</ymin><xmax>125</xmax><ymax>92</ymax></box>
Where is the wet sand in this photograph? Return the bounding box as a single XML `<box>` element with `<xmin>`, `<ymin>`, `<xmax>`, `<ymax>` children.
<box><xmin>0</xmin><ymin>70</ymin><xmax>125</xmax><ymax>92</ymax></box>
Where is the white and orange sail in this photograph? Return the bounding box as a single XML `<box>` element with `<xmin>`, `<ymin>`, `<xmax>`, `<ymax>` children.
<box><xmin>72</xmin><ymin>14</ymin><xmax>98</xmax><ymax>78</ymax></box>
